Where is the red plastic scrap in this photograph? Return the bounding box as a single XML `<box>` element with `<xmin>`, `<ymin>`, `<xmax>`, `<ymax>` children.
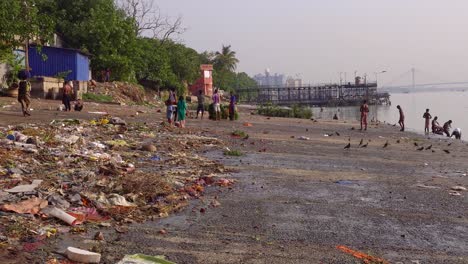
<box><xmin>336</xmin><ymin>245</ymin><xmax>388</xmax><ymax>264</ymax></box>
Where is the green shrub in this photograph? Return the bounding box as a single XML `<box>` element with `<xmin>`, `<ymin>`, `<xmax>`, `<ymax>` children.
<box><xmin>258</xmin><ymin>103</ymin><xmax>312</xmax><ymax>119</ymax></box>
<box><xmin>232</xmin><ymin>130</ymin><xmax>248</xmax><ymax>138</ymax></box>
<box><xmin>223</xmin><ymin>149</ymin><xmax>243</xmax><ymax>156</ymax></box>
<box><xmin>207</xmin><ymin>103</ymin><xmax>239</xmax><ymax>120</ymax></box>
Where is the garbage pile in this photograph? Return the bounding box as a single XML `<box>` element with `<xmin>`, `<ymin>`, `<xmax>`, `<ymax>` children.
<box><xmin>0</xmin><ymin>116</ymin><xmax>233</xmax><ymax>260</ymax></box>
<box><xmin>87</xmin><ymin>81</ymin><xmax>153</xmax><ymax>105</ymax></box>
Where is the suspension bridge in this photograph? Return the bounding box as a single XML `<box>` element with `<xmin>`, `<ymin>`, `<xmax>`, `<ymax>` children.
<box><xmin>381</xmin><ymin>68</ymin><xmax>468</xmax><ymax>92</ymax></box>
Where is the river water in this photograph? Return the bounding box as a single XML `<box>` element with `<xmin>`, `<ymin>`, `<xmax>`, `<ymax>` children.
<box><xmin>312</xmin><ymin>91</ymin><xmax>468</xmax><ymax>136</ymax></box>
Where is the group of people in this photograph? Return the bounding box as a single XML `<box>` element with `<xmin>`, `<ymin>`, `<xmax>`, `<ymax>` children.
<box><xmin>166</xmin><ymin>89</ymin><xmax>187</xmax><ymax>128</ymax></box>
<box><xmin>360</xmin><ymin>100</ymin><xmax>461</xmax><ymax>140</ymax></box>
<box><xmin>423</xmin><ymin>109</ymin><xmax>461</xmax><ymax>139</ymax></box>
<box><xmin>15</xmin><ymin>70</ymin><xmax>83</xmax><ymax>117</ymax></box>
<box><xmin>166</xmin><ymin>88</ymin><xmax>237</xmax><ymax>128</ymax></box>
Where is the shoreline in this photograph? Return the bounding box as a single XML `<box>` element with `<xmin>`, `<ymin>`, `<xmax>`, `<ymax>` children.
<box><xmin>0</xmin><ymin>98</ymin><xmax>466</xmax><ymax>263</ymax></box>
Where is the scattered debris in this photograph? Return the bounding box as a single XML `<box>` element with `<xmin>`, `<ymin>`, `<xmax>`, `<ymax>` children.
<box><xmin>336</xmin><ymin>245</ymin><xmax>389</xmax><ymax>264</ymax></box>
<box><xmin>5</xmin><ymin>180</ymin><xmax>42</xmax><ymax>193</ymax></box>
<box><xmin>66</xmin><ymin>247</ymin><xmax>101</xmax><ymax>263</ymax></box>
<box><xmin>451</xmin><ymin>186</ymin><xmax>467</xmax><ymax>192</ymax></box>
<box><xmin>1</xmin><ymin>197</ymin><xmax>48</xmax><ymax>215</ymax></box>
<box><xmin>116</xmin><ymin>254</ymin><xmax>176</xmax><ymax>264</ymax></box>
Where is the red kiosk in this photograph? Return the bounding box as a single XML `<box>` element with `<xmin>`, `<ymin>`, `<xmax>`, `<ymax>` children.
<box><xmin>189</xmin><ymin>64</ymin><xmax>213</xmax><ymax>96</ymax></box>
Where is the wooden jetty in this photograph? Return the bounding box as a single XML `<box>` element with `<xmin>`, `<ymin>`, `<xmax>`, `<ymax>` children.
<box><xmin>235</xmin><ymin>83</ymin><xmax>390</xmax><ymax>106</ymax></box>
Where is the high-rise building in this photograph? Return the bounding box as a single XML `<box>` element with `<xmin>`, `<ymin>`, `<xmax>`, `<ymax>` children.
<box><xmin>253</xmin><ymin>69</ymin><xmax>285</xmax><ymax>87</ymax></box>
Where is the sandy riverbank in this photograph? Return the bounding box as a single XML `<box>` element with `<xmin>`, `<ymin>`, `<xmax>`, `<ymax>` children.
<box><xmin>0</xmin><ymin>98</ymin><xmax>467</xmax><ymax>263</ymax></box>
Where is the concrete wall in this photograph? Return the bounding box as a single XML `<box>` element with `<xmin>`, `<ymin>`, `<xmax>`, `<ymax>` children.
<box><xmin>0</xmin><ymin>63</ymin><xmax>9</xmax><ymax>89</ymax></box>
<box><xmin>30</xmin><ymin>77</ymin><xmax>87</xmax><ymax>100</ymax></box>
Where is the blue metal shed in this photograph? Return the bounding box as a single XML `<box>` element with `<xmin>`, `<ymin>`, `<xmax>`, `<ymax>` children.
<box><xmin>28</xmin><ymin>45</ymin><xmax>90</xmax><ymax>81</ymax></box>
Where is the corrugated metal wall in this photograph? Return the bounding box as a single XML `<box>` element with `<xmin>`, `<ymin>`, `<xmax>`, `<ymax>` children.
<box><xmin>76</xmin><ymin>53</ymin><xmax>90</xmax><ymax>81</ymax></box>
<box><xmin>29</xmin><ymin>46</ymin><xmax>90</xmax><ymax>81</ymax></box>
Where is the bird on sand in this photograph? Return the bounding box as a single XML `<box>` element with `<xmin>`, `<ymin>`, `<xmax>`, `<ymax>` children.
<box><xmin>335</xmin><ymin>131</ymin><xmax>341</xmax><ymax>136</ymax></box>
<box><xmin>448</xmin><ymin>142</ymin><xmax>452</xmax><ymax>146</ymax></box>
<box><xmin>360</xmin><ymin>142</ymin><xmax>368</xmax><ymax>148</ymax></box>
<box><xmin>359</xmin><ymin>138</ymin><xmax>364</xmax><ymax>146</ymax></box>
<box><xmin>425</xmin><ymin>145</ymin><xmax>432</xmax><ymax>150</ymax></box>
<box><xmin>383</xmin><ymin>141</ymin><xmax>389</xmax><ymax>148</ymax></box>
<box><xmin>443</xmin><ymin>149</ymin><xmax>451</xmax><ymax>154</ymax></box>
<box><xmin>344</xmin><ymin>143</ymin><xmax>351</xmax><ymax>149</ymax></box>
<box><xmin>417</xmin><ymin>146</ymin><xmax>424</xmax><ymax>151</ymax></box>
<box><xmin>414</xmin><ymin>142</ymin><xmax>419</xmax><ymax>147</ymax></box>
<box><xmin>396</xmin><ymin>139</ymin><xmax>401</xmax><ymax>144</ymax></box>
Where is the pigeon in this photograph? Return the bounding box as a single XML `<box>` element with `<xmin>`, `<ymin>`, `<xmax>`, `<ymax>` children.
<box><xmin>359</xmin><ymin>138</ymin><xmax>364</xmax><ymax>146</ymax></box>
<box><xmin>360</xmin><ymin>142</ymin><xmax>368</xmax><ymax>148</ymax></box>
<box><xmin>344</xmin><ymin>143</ymin><xmax>351</xmax><ymax>149</ymax></box>
<box><xmin>443</xmin><ymin>149</ymin><xmax>450</xmax><ymax>154</ymax></box>
<box><xmin>417</xmin><ymin>146</ymin><xmax>424</xmax><ymax>151</ymax></box>
<box><xmin>425</xmin><ymin>145</ymin><xmax>432</xmax><ymax>150</ymax></box>
<box><xmin>414</xmin><ymin>142</ymin><xmax>419</xmax><ymax>147</ymax></box>
<box><xmin>383</xmin><ymin>141</ymin><xmax>389</xmax><ymax>148</ymax></box>
<box><xmin>335</xmin><ymin>131</ymin><xmax>341</xmax><ymax>136</ymax></box>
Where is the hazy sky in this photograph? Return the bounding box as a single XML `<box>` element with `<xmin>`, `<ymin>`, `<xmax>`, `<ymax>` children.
<box><xmin>157</xmin><ymin>0</ymin><xmax>468</xmax><ymax>86</ymax></box>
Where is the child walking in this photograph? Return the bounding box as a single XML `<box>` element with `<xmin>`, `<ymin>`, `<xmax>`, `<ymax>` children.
<box><xmin>166</xmin><ymin>98</ymin><xmax>174</xmax><ymax>125</ymax></box>
<box><xmin>177</xmin><ymin>95</ymin><xmax>187</xmax><ymax>128</ymax></box>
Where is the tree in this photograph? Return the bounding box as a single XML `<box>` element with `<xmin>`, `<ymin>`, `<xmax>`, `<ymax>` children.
<box><xmin>0</xmin><ymin>0</ymin><xmax>54</xmax><ymax>65</ymax></box>
<box><xmin>117</xmin><ymin>0</ymin><xmax>185</xmax><ymax>41</ymax></box>
<box><xmin>51</xmin><ymin>0</ymin><xmax>138</xmax><ymax>81</ymax></box>
<box><xmin>214</xmin><ymin>45</ymin><xmax>239</xmax><ymax>72</ymax></box>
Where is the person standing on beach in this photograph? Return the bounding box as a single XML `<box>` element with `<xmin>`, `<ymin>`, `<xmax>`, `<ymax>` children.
<box><xmin>229</xmin><ymin>91</ymin><xmax>236</xmax><ymax>121</ymax></box>
<box><xmin>443</xmin><ymin>120</ymin><xmax>452</xmax><ymax>137</ymax></box>
<box><xmin>212</xmin><ymin>89</ymin><xmax>221</xmax><ymax>121</ymax></box>
<box><xmin>177</xmin><ymin>95</ymin><xmax>187</xmax><ymax>128</ymax></box>
<box><xmin>360</xmin><ymin>100</ymin><xmax>369</xmax><ymax>131</ymax></box>
<box><xmin>196</xmin><ymin>90</ymin><xmax>205</xmax><ymax>119</ymax></box>
<box><xmin>422</xmin><ymin>109</ymin><xmax>432</xmax><ymax>134</ymax></box>
<box><xmin>17</xmin><ymin>70</ymin><xmax>31</xmax><ymax>117</ymax></box>
<box><xmin>169</xmin><ymin>88</ymin><xmax>178</xmax><ymax>122</ymax></box>
<box><xmin>397</xmin><ymin>105</ymin><xmax>405</xmax><ymax>131</ymax></box>
<box><xmin>62</xmin><ymin>81</ymin><xmax>73</xmax><ymax>111</ymax></box>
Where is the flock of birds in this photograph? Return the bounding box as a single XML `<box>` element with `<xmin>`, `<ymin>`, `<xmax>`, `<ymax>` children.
<box><xmin>341</xmin><ymin>134</ymin><xmax>452</xmax><ymax>154</ymax></box>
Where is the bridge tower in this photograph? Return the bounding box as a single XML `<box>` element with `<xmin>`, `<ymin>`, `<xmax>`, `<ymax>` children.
<box><xmin>411</xmin><ymin>68</ymin><xmax>415</xmax><ymax>89</ymax></box>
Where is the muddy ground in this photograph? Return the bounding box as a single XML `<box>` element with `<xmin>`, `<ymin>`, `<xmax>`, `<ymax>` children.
<box><xmin>0</xmin><ymin>98</ymin><xmax>467</xmax><ymax>264</ymax></box>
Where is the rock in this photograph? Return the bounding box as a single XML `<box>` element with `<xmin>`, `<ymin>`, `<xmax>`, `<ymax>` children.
<box><xmin>26</xmin><ymin>138</ymin><xmax>37</xmax><ymax>145</ymax></box>
<box><xmin>110</xmin><ymin>117</ymin><xmax>127</xmax><ymax>126</ymax></box>
<box><xmin>94</xmin><ymin>232</ymin><xmax>104</xmax><ymax>241</ymax></box>
<box><xmin>66</xmin><ymin>247</ymin><xmax>101</xmax><ymax>263</ymax></box>
<box><xmin>141</xmin><ymin>143</ymin><xmax>157</xmax><ymax>152</ymax></box>
<box><xmin>211</xmin><ymin>200</ymin><xmax>221</xmax><ymax>207</ymax></box>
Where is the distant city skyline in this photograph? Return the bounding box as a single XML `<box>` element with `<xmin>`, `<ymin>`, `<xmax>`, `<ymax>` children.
<box><xmin>157</xmin><ymin>0</ymin><xmax>468</xmax><ymax>87</ymax></box>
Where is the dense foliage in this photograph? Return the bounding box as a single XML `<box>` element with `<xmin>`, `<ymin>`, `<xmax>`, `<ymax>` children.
<box><xmin>0</xmin><ymin>0</ymin><xmax>256</xmax><ymax>94</ymax></box>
